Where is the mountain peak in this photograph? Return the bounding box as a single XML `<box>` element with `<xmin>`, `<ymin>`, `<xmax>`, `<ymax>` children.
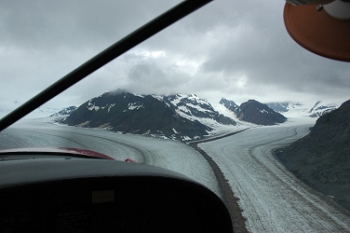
<box><xmin>237</xmin><ymin>100</ymin><xmax>286</xmax><ymax>125</ymax></box>
<box><xmin>220</xmin><ymin>98</ymin><xmax>287</xmax><ymax>125</ymax></box>
<box><xmin>340</xmin><ymin>99</ymin><xmax>350</xmax><ymax>108</ymax></box>
<box><xmin>219</xmin><ymin>98</ymin><xmax>239</xmax><ymax>112</ymax></box>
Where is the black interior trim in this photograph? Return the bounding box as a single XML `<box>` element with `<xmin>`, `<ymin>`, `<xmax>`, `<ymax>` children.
<box><xmin>0</xmin><ymin>158</ymin><xmax>233</xmax><ymax>233</ymax></box>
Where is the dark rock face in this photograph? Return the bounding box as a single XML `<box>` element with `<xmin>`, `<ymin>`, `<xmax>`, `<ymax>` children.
<box><xmin>235</xmin><ymin>100</ymin><xmax>287</xmax><ymax>125</ymax></box>
<box><xmin>276</xmin><ymin>99</ymin><xmax>350</xmax><ymax>210</ymax></box>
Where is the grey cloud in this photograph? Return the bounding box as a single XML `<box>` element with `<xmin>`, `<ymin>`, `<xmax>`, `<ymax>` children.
<box><xmin>0</xmin><ymin>0</ymin><xmax>181</xmax><ymax>51</ymax></box>
<box><xmin>1</xmin><ymin>0</ymin><xmax>349</xmax><ymax>113</ymax></box>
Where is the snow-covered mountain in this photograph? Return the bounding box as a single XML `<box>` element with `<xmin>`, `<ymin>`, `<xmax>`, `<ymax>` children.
<box><xmin>265</xmin><ymin>102</ymin><xmax>302</xmax><ymax>113</ymax></box>
<box><xmin>308</xmin><ymin>101</ymin><xmax>338</xmax><ymax>118</ymax></box>
<box><xmin>49</xmin><ymin>106</ymin><xmax>77</xmax><ymax>122</ymax></box>
<box><xmin>164</xmin><ymin>94</ymin><xmax>236</xmax><ymax>126</ymax></box>
<box><xmin>219</xmin><ymin>98</ymin><xmax>239</xmax><ymax>113</ymax></box>
<box><xmin>266</xmin><ymin>101</ymin><xmax>338</xmax><ymax>118</ymax></box>
<box><xmin>62</xmin><ymin>91</ymin><xmax>237</xmax><ymax>141</ymax></box>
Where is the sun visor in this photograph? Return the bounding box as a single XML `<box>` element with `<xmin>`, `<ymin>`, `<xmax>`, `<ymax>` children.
<box><xmin>284</xmin><ymin>3</ymin><xmax>350</xmax><ymax>62</ymax></box>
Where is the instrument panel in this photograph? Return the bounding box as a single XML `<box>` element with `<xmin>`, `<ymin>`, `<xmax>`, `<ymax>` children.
<box><xmin>0</xmin><ymin>158</ymin><xmax>233</xmax><ymax>233</ymax></box>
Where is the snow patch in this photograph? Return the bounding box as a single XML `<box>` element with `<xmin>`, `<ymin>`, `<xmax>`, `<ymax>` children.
<box><xmin>181</xmin><ymin>136</ymin><xmax>192</xmax><ymax>141</ymax></box>
<box><xmin>151</xmin><ymin>95</ymin><xmax>164</xmax><ymax>102</ymax></box>
<box><xmin>107</xmin><ymin>104</ymin><xmax>115</xmax><ymax>113</ymax></box>
<box><xmin>128</xmin><ymin>103</ymin><xmax>144</xmax><ymax>110</ymax></box>
<box><xmin>87</xmin><ymin>100</ymin><xmax>100</xmax><ymax>111</ymax></box>
<box><xmin>177</xmin><ymin>106</ymin><xmax>192</xmax><ymax>115</ymax></box>
<box><xmin>134</xmin><ymin>94</ymin><xmax>145</xmax><ymax>98</ymax></box>
<box><xmin>258</xmin><ymin>108</ymin><xmax>268</xmax><ymax>114</ymax></box>
<box><xmin>187</xmin><ymin>103</ymin><xmax>212</xmax><ymax>113</ymax></box>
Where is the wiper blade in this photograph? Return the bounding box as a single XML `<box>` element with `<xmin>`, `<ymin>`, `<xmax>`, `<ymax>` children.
<box><xmin>0</xmin><ymin>0</ymin><xmax>212</xmax><ymax>132</ymax></box>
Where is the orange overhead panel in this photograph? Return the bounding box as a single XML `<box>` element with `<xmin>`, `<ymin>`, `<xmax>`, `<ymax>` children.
<box><xmin>284</xmin><ymin>0</ymin><xmax>350</xmax><ymax>62</ymax></box>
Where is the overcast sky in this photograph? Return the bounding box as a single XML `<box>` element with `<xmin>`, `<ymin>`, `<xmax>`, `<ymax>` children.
<box><xmin>1</xmin><ymin>0</ymin><xmax>349</xmax><ymax>113</ymax></box>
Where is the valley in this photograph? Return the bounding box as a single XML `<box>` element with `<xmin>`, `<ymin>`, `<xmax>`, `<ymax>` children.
<box><xmin>199</xmin><ymin>122</ymin><xmax>350</xmax><ymax>232</ymax></box>
<box><xmin>1</xmin><ymin>118</ymin><xmax>349</xmax><ymax>232</ymax></box>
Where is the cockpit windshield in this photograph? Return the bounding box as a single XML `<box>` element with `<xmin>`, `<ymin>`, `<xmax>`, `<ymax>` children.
<box><xmin>1</xmin><ymin>0</ymin><xmax>350</xmax><ymax>232</ymax></box>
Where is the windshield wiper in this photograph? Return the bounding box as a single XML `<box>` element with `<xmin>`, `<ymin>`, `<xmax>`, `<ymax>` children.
<box><xmin>0</xmin><ymin>0</ymin><xmax>212</xmax><ymax>132</ymax></box>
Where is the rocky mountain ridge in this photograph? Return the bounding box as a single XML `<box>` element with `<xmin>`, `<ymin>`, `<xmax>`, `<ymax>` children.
<box><xmin>62</xmin><ymin>91</ymin><xmax>235</xmax><ymax>141</ymax></box>
<box><xmin>51</xmin><ymin>92</ymin><xmax>345</xmax><ymax>140</ymax></box>
<box><xmin>275</xmin><ymin>99</ymin><xmax>350</xmax><ymax>210</ymax></box>
<box><xmin>219</xmin><ymin>98</ymin><xmax>287</xmax><ymax>125</ymax></box>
